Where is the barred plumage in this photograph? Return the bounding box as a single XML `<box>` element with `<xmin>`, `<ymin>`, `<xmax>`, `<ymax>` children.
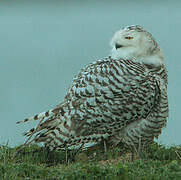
<box><xmin>17</xmin><ymin>25</ymin><xmax>168</xmax><ymax>151</ymax></box>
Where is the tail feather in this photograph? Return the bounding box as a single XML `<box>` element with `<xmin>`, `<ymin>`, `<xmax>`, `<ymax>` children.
<box><xmin>16</xmin><ymin>109</ymin><xmax>55</xmax><ymax>124</ymax></box>
<box><xmin>23</xmin><ymin>120</ymin><xmax>59</xmax><ymax>137</ymax></box>
<box><xmin>23</xmin><ymin>128</ymin><xmax>35</xmax><ymax>137</ymax></box>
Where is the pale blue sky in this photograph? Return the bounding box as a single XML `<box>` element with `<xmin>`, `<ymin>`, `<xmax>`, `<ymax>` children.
<box><xmin>0</xmin><ymin>0</ymin><xmax>181</xmax><ymax>146</ymax></box>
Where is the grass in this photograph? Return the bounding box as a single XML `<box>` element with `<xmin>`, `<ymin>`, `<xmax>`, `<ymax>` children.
<box><xmin>0</xmin><ymin>143</ymin><xmax>181</xmax><ymax>180</ymax></box>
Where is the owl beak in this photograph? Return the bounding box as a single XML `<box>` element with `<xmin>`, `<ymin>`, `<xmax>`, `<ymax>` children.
<box><xmin>115</xmin><ymin>43</ymin><xmax>124</xmax><ymax>49</ymax></box>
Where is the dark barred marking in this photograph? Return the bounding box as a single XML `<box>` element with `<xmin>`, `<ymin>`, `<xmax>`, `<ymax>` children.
<box><xmin>60</xmin><ymin>107</ymin><xmax>65</xmax><ymax>116</ymax></box>
<box><xmin>24</xmin><ymin>118</ymin><xmax>29</xmax><ymax>122</ymax></box>
<box><xmin>45</xmin><ymin>111</ymin><xmax>49</xmax><ymax>117</ymax></box>
<box><xmin>34</xmin><ymin>114</ymin><xmax>39</xmax><ymax>120</ymax></box>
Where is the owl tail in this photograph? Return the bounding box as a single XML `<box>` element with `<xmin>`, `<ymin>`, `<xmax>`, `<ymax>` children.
<box><xmin>16</xmin><ymin>109</ymin><xmax>56</xmax><ymax>124</ymax></box>
<box><xmin>22</xmin><ymin>116</ymin><xmax>109</xmax><ymax>150</ymax></box>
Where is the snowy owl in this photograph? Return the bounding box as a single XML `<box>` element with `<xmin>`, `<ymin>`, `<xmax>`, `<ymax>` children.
<box><xmin>17</xmin><ymin>25</ymin><xmax>168</xmax><ymax>152</ymax></box>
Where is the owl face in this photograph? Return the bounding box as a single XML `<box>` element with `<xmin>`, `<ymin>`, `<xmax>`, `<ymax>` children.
<box><xmin>110</xmin><ymin>25</ymin><xmax>163</xmax><ymax>66</ymax></box>
<box><xmin>112</xmin><ymin>29</ymin><xmax>143</xmax><ymax>50</ymax></box>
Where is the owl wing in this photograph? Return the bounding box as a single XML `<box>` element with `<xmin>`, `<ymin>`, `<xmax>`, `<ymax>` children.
<box><xmin>62</xmin><ymin>57</ymin><xmax>159</xmax><ymax>137</ymax></box>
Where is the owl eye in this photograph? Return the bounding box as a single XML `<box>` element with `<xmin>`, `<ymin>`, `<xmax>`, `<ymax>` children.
<box><xmin>125</xmin><ymin>36</ymin><xmax>133</xmax><ymax>40</ymax></box>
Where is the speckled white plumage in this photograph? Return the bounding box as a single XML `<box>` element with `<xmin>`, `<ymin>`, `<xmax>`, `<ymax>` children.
<box><xmin>17</xmin><ymin>25</ymin><xmax>168</xmax><ymax>151</ymax></box>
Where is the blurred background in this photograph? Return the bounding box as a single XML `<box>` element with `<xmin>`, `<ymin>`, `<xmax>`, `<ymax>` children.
<box><xmin>0</xmin><ymin>0</ymin><xmax>180</xmax><ymax>147</ymax></box>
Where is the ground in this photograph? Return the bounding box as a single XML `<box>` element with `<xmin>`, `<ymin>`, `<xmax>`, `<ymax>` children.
<box><xmin>0</xmin><ymin>142</ymin><xmax>181</xmax><ymax>180</ymax></box>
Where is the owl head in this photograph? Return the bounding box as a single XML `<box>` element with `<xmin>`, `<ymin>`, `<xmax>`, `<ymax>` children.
<box><xmin>110</xmin><ymin>25</ymin><xmax>164</xmax><ymax>66</ymax></box>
